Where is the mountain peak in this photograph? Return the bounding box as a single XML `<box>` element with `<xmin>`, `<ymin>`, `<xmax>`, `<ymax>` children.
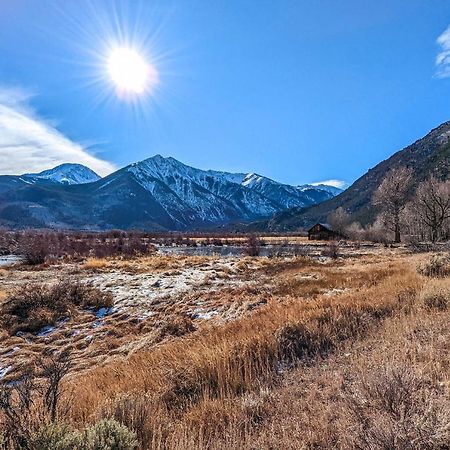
<box><xmin>2</xmin><ymin>155</ymin><xmax>342</xmax><ymax>230</ymax></box>
<box><xmin>242</xmin><ymin>173</ymin><xmax>265</xmax><ymax>187</ymax></box>
<box><xmin>24</xmin><ymin>163</ymin><xmax>101</xmax><ymax>185</ymax></box>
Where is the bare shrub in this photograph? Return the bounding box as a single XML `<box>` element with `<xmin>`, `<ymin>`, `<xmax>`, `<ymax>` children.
<box><xmin>292</xmin><ymin>244</ymin><xmax>308</xmax><ymax>257</ymax></box>
<box><xmin>417</xmin><ymin>254</ymin><xmax>450</xmax><ymax>278</ymax></box>
<box><xmin>406</xmin><ymin>235</ymin><xmax>433</xmax><ymax>253</ymax></box>
<box><xmin>0</xmin><ymin>279</ymin><xmax>113</xmax><ymax>334</ymax></box>
<box><xmin>0</xmin><ymin>351</ymin><xmax>73</xmax><ymax>449</ymax></box>
<box><xmin>18</xmin><ymin>232</ymin><xmax>51</xmax><ymax>265</ymax></box>
<box><xmin>157</xmin><ymin>315</ymin><xmax>196</xmax><ymax>340</ymax></box>
<box><xmin>12</xmin><ymin>230</ymin><xmax>156</xmax><ymax>265</ymax></box>
<box><xmin>243</xmin><ymin>234</ymin><xmax>261</xmax><ymax>257</ymax></box>
<box><xmin>321</xmin><ymin>241</ymin><xmax>340</xmax><ymax>259</ymax></box>
<box><xmin>343</xmin><ymin>363</ymin><xmax>450</xmax><ymax>449</ymax></box>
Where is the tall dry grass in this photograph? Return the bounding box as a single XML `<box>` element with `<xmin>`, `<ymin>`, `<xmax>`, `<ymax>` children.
<box><xmin>64</xmin><ymin>260</ymin><xmax>422</xmax><ymax>448</ymax></box>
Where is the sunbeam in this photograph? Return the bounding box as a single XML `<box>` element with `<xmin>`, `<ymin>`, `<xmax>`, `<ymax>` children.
<box><xmin>42</xmin><ymin>0</ymin><xmax>177</xmax><ymax>119</ymax></box>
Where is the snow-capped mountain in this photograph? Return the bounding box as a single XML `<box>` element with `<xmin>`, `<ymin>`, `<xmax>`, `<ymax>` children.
<box><xmin>24</xmin><ymin>163</ymin><xmax>101</xmax><ymax>185</ymax></box>
<box><xmin>298</xmin><ymin>183</ymin><xmax>343</xmax><ymax>196</ymax></box>
<box><xmin>0</xmin><ymin>156</ymin><xmax>341</xmax><ymax>230</ymax></box>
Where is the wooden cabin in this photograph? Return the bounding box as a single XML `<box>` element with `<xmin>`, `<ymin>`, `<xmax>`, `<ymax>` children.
<box><xmin>307</xmin><ymin>223</ymin><xmax>340</xmax><ymax>241</ymax></box>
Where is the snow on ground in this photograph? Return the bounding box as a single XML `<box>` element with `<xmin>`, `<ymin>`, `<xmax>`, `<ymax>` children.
<box><xmin>0</xmin><ymin>366</ymin><xmax>11</xmax><ymax>379</ymax></box>
<box><xmin>0</xmin><ymin>256</ymin><xmax>266</xmax><ymax>377</ymax></box>
<box><xmin>84</xmin><ymin>258</ymin><xmax>248</xmax><ymax>320</ymax></box>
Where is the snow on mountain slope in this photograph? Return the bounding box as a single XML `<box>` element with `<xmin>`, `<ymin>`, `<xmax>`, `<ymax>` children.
<box><xmin>119</xmin><ymin>155</ymin><xmax>341</xmax><ymax>223</ymax></box>
<box><xmin>125</xmin><ymin>155</ymin><xmax>279</xmax><ymax>222</ymax></box>
<box><xmin>238</xmin><ymin>173</ymin><xmax>335</xmax><ymax>209</ymax></box>
<box><xmin>298</xmin><ymin>183</ymin><xmax>343</xmax><ymax>196</ymax></box>
<box><xmin>0</xmin><ymin>155</ymin><xmax>342</xmax><ymax>231</ymax></box>
<box><xmin>25</xmin><ymin>163</ymin><xmax>101</xmax><ymax>185</ymax></box>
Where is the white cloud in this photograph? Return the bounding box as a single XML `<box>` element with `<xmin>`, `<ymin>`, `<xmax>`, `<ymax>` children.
<box><xmin>310</xmin><ymin>179</ymin><xmax>348</xmax><ymax>189</ymax></box>
<box><xmin>0</xmin><ymin>86</ymin><xmax>115</xmax><ymax>176</ymax></box>
<box><xmin>436</xmin><ymin>25</ymin><xmax>450</xmax><ymax>78</ymax></box>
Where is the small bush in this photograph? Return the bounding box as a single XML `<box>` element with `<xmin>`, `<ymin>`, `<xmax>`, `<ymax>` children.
<box><xmin>158</xmin><ymin>315</ymin><xmax>196</xmax><ymax>340</ymax></box>
<box><xmin>30</xmin><ymin>423</ymin><xmax>82</xmax><ymax>450</ymax></box>
<box><xmin>82</xmin><ymin>419</ymin><xmax>138</xmax><ymax>450</ymax></box>
<box><xmin>418</xmin><ymin>254</ymin><xmax>450</xmax><ymax>277</ymax></box>
<box><xmin>0</xmin><ymin>278</ymin><xmax>113</xmax><ymax>333</ymax></box>
<box><xmin>26</xmin><ymin>420</ymin><xmax>138</xmax><ymax>450</ymax></box>
<box><xmin>276</xmin><ymin>323</ymin><xmax>318</xmax><ymax>362</ymax></box>
<box><xmin>419</xmin><ymin>282</ymin><xmax>449</xmax><ymax>311</ymax></box>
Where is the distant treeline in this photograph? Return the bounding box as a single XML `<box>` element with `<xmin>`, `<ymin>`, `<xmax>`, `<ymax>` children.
<box><xmin>0</xmin><ymin>229</ymin><xmax>308</xmax><ymax>265</ymax></box>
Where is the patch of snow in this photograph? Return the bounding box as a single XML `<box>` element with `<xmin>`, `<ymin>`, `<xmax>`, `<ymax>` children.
<box><xmin>0</xmin><ymin>366</ymin><xmax>11</xmax><ymax>379</ymax></box>
<box><xmin>5</xmin><ymin>347</ymin><xmax>20</xmax><ymax>357</ymax></box>
<box><xmin>37</xmin><ymin>325</ymin><xmax>55</xmax><ymax>337</ymax></box>
<box><xmin>192</xmin><ymin>309</ymin><xmax>219</xmax><ymax>320</ymax></box>
<box><xmin>95</xmin><ymin>307</ymin><xmax>113</xmax><ymax>318</ymax></box>
<box><xmin>324</xmin><ymin>288</ymin><xmax>348</xmax><ymax>296</ymax></box>
<box><xmin>0</xmin><ymin>255</ymin><xmax>23</xmax><ymax>267</ymax></box>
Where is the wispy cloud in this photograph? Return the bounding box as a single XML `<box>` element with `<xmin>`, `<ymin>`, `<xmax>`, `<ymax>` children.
<box><xmin>436</xmin><ymin>25</ymin><xmax>450</xmax><ymax>78</ymax></box>
<box><xmin>0</xmin><ymin>86</ymin><xmax>115</xmax><ymax>176</ymax></box>
<box><xmin>310</xmin><ymin>179</ymin><xmax>348</xmax><ymax>189</ymax></box>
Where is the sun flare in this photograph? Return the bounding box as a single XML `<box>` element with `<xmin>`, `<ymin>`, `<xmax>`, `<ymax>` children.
<box><xmin>107</xmin><ymin>47</ymin><xmax>159</xmax><ymax>95</ymax></box>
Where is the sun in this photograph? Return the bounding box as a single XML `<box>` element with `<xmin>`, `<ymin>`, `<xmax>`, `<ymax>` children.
<box><xmin>107</xmin><ymin>47</ymin><xmax>159</xmax><ymax>95</ymax></box>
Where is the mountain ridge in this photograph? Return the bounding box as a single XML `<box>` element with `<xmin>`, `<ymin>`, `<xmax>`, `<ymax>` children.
<box><xmin>265</xmin><ymin>121</ymin><xmax>450</xmax><ymax>231</ymax></box>
<box><xmin>0</xmin><ymin>156</ymin><xmax>341</xmax><ymax>230</ymax></box>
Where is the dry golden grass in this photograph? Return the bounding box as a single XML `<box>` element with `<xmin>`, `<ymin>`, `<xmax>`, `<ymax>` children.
<box><xmin>0</xmin><ymin>288</ymin><xmax>8</xmax><ymax>303</ymax></box>
<box><xmin>82</xmin><ymin>258</ymin><xmax>109</xmax><ymax>271</ymax></box>
<box><xmin>240</xmin><ymin>278</ymin><xmax>450</xmax><ymax>449</ymax></box>
<box><xmin>4</xmin><ymin>248</ymin><xmax>450</xmax><ymax>449</ymax></box>
<box><xmin>82</xmin><ymin>254</ymin><xmax>215</xmax><ymax>274</ymax></box>
<box><xmin>64</xmin><ymin>256</ymin><xmax>424</xmax><ymax>449</ymax></box>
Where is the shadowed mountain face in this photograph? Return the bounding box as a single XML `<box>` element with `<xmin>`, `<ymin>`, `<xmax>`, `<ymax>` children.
<box><xmin>0</xmin><ymin>156</ymin><xmax>340</xmax><ymax>230</ymax></box>
<box><xmin>266</xmin><ymin>121</ymin><xmax>450</xmax><ymax>231</ymax></box>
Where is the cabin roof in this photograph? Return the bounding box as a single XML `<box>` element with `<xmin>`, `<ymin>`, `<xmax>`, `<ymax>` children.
<box><xmin>307</xmin><ymin>222</ymin><xmax>332</xmax><ymax>233</ymax></box>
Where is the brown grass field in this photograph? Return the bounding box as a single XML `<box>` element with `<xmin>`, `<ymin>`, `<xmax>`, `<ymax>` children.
<box><xmin>1</xmin><ymin>242</ymin><xmax>450</xmax><ymax>448</ymax></box>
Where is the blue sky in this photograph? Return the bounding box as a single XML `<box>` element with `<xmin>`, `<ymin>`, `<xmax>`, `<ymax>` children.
<box><xmin>0</xmin><ymin>0</ymin><xmax>450</xmax><ymax>187</ymax></box>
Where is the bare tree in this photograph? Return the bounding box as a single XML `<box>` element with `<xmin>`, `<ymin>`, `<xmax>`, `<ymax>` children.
<box><xmin>372</xmin><ymin>167</ymin><xmax>413</xmax><ymax>243</ymax></box>
<box><xmin>327</xmin><ymin>207</ymin><xmax>350</xmax><ymax>236</ymax></box>
<box><xmin>413</xmin><ymin>177</ymin><xmax>450</xmax><ymax>242</ymax></box>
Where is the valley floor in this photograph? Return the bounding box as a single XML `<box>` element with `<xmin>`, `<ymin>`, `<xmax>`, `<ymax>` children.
<box><xmin>1</xmin><ymin>242</ymin><xmax>449</xmax><ymax>448</ymax></box>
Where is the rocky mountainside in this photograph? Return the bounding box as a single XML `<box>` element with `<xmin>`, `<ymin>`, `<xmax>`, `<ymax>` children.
<box><xmin>266</xmin><ymin>121</ymin><xmax>450</xmax><ymax>231</ymax></box>
<box><xmin>0</xmin><ymin>156</ymin><xmax>340</xmax><ymax>230</ymax></box>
